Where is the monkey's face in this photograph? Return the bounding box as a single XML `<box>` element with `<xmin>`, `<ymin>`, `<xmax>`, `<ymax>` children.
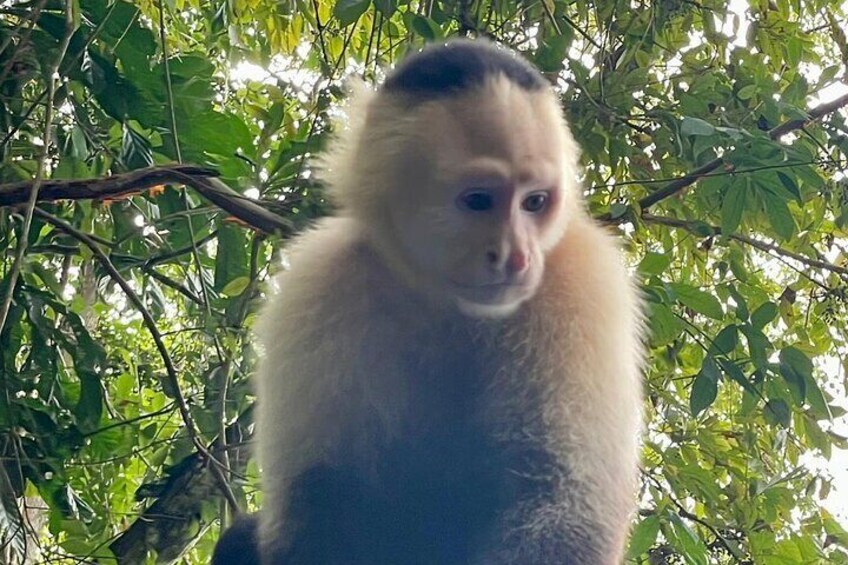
<box><xmin>385</xmin><ymin>79</ymin><xmax>577</xmax><ymax>319</ymax></box>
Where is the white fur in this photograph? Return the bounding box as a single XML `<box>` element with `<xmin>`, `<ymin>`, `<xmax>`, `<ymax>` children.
<box><xmin>256</xmin><ymin>64</ymin><xmax>643</xmax><ymax>564</ymax></box>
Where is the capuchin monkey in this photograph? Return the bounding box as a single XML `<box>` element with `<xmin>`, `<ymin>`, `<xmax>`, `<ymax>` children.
<box><xmin>213</xmin><ymin>39</ymin><xmax>644</xmax><ymax>564</ymax></box>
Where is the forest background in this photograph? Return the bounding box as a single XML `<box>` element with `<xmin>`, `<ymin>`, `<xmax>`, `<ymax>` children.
<box><xmin>1</xmin><ymin>0</ymin><xmax>848</xmax><ymax>562</ymax></box>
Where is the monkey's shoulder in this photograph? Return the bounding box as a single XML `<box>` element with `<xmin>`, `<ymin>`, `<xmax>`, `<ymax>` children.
<box><xmin>540</xmin><ymin>217</ymin><xmax>639</xmax><ymax>307</ymax></box>
<box><xmin>263</xmin><ymin>218</ymin><xmax>389</xmax><ymax>312</ymax></box>
<box><xmin>257</xmin><ymin>217</ymin><xmax>426</xmax><ymax>361</ymax></box>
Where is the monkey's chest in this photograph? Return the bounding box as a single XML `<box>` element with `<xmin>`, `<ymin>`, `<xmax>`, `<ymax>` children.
<box><xmin>283</xmin><ymin>418</ymin><xmax>522</xmax><ymax>564</ymax></box>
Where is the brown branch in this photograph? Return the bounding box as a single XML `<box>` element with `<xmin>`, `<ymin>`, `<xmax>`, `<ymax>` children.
<box><xmin>0</xmin><ymin>165</ymin><xmax>292</xmax><ymax>234</ymax></box>
<box><xmin>641</xmin><ymin>212</ymin><xmax>848</xmax><ymax>278</ymax></box>
<box><xmin>0</xmin><ymin>165</ymin><xmax>213</xmax><ymax>205</ymax></box>
<box><xmin>638</xmin><ymin>91</ymin><xmax>848</xmax><ymax>210</ymax></box>
<box><xmin>170</xmin><ymin>171</ymin><xmax>293</xmax><ymax>234</ymax></box>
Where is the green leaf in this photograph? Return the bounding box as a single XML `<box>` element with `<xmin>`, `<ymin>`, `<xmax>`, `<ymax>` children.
<box><xmin>718</xmin><ymin>358</ymin><xmax>758</xmax><ymax>397</ymax></box>
<box><xmin>666</xmin><ymin>513</ymin><xmax>709</xmax><ymax>565</ymax></box>
<box><xmin>779</xmin><ymin>346</ymin><xmax>813</xmax><ymax>380</ymax></box>
<box><xmin>639</xmin><ymin>252</ymin><xmax>671</xmax><ymax>276</ymax></box>
<box><xmin>762</xmin><ymin>191</ymin><xmax>796</xmax><ymax>240</ymax></box>
<box><xmin>648</xmin><ymin>303</ymin><xmax>683</xmax><ymax>346</ymax></box>
<box><xmin>373</xmin><ymin>0</ymin><xmax>396</xmax><ymax>16</ymax></box>
<box><xmin>778</xmin><ymin>347</ymin><xmax>811</xmax><ymax>405</ymax></box>
<box><xmin>221</xmin><ymin>276</ymin><xmax>251</xmax><ymax>298</ymax></box>
<box><xmin>680</xmin><ymin>117</ymin><xmax>716</xmax><ymax>136</ymax></box>
<box><xmin>627</xmin><ymin>515</ymin><xmax>660</xmax><ymax>558</ymax></box>
<box><xmin>609</xmin><ymin>202</ymin><xmax>629</xmax><ymax>219</ymax></box>
<box><xmin>751</xmin><ymin>302</ymin><xmax>778</xmax><ymax>329</ymax></box>
<box><xmin>405</xmin><ymin>13</ymin><xmax>440</xmax><ymax>40</ymax></box>
<box><xmin>737</xmin><ymin>84</ymin><xmax>757</xmax><ymax>100</ymax></box>
<box><xmin>727</xmin><ymin>285</ymin><xmax>749</xmax><ymax>320</ymax></box>
<box><xmin>741</xmin><ymin>325</ymin><xmax>773</xmax><ymax>370</ymax></box>
<box><xmin>764</xmin><ymin>398</ymin><xmax>791</xmax><ymax>428</ymax></box>
<box><xmin>710</xmin><ymin>325</ymin><xmax>738</xmax><ymax>355</ymax></box>
<box><xmin>779</xmin><ymin>362</ymin><xmax>806</xmax><ymax>405</ymax></box>
<box><xmin>688</xmin><ymin>221</ymin><xmax>716</xmax><ymax>237</ymax></box>
<box><xmin>535</xmin><ymin>34</ymin><xmax>570</xmax><ymax>73</ymax></box>
<box><xmin>803</xmin><ymin>372</ymin><xmax>832</xmax><ymax>420</ymax></box>
<box><xmin>776</xmin><ymin>172</ymin><xmax>802</xmax><ymax>203</ymax></box>
<box><xmin>70</xmin><ymin>339</ymin><xmax>105</xmax><ymax>432</ymax></box>
<box><xmin>690</xmin><ymin>372</ymin><xmax>718</xmax><ymax>417</ymax></box>
<box><xmin>333</xmin><ymin>0</ymin><xmax>371</xmax><ymax>26</ymax></box>
<box><xmin>214</xmin><ymin>224</ymin><xmax>249</xmax><ymax>293</ymax></box>
<box><xmin>670</xmin><ymin>283</ymin><xmax>724</xmax><ymax>320</ymax></box>
<box><xmin>721</xmin><ymin>183</ymin><xmax>746</xmax><ymax>235</ymax></box>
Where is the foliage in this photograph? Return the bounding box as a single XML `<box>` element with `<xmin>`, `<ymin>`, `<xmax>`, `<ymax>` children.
<box><xmin>1</xmin><ymin>0</ymin><xmax>847</xmax><ymax>562</ymax></box>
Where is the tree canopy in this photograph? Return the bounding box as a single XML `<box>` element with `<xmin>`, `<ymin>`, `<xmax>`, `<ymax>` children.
<box><xmin>1</xmin><ymin>0</ymin><xmax>848</xmax><ymax>562</ymax></box>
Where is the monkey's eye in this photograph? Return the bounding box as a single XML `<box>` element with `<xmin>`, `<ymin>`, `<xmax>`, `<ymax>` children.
<box><xmin>459</xmin><ymin>191</ymin><xmax>494</xmax><ymax>212</ymax></box>
<box><xmin>522</xmin><ymin>192</ymin><xmax>549</xmax><ymax>213</ymax></box>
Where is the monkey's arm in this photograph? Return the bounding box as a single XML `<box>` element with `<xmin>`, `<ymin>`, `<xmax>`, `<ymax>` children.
<box><xmin>487</xmin><ymin>218</ymin><xmax>644</xmax><ymax>565</ymax></box>
<box><xmin>212</xmin><ymin>514</ymin><xmax>260</xmax><ymax>565</ymax></box>
<box><xmin>254</xmin><ymin>219</ymin><xmax>427</xmax><ymax>563</ymax></box>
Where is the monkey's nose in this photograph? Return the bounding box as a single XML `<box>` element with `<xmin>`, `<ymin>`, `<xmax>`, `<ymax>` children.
<box><xmin>506</xmin><ymin>250</ymin><xmax>529</xmax><ymax>274</ymax></box>
<box><xmin>487</xmin><ymin>249</ymin><xmax>529</xmax><ymax>275</ymax></box>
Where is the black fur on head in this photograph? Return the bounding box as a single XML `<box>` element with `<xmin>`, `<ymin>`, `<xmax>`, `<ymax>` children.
<box><xmin>383</xmin><ymin>39</ymin><xmax>547</xmax><ymax>100</ymax></box>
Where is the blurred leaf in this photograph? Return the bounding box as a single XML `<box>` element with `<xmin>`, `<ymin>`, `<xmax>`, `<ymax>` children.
<box><xmin>681</xmin><ymin>117</ymin><xmax>716</xmax><ymax>136</ymax></box>
<box><xmin>750</xmin><ymin>302</ymin><xmax>778</xmax><ymax>330</ymax></box>
<box><xmin>690</xmin><ymin>372</ymin><xmax>718</xmax><ymax>417</ymax></box>
<box><xmin>762</xmin><ymin>191</ymin><xmax>796</xmax><ymax>240</ymax></box>
<box><xmin>333</xmin><ymin>0</ymin><xmax>370</xmax><ymax>26</ymax></box>
<box><xmin>639</xmin><ymin>252</ymin><xmax>671</xmax><ymax>276</ymax></box>
<box><xmin>214</xmin><ymin>224</ymin><xmax>249</xmax><ymax>293</ymax></box>
<box><xmin>627</xmin><ymin>514</ymin><xmax>660</xmax><ymax>558</ymax></box>
<box><xmin>765</xmin><ymin>398</ymin><xmax>792</xmax><ymax>428</ymax></box>
<box><xmin>721</xmin><ymin>182</ymin><xmax>746</xmax><ymax>235</ymax></box>
<box><xmin>671</xmin><ymin>283</ymin><xmax>724</xmax><ymax>320</ymax></box>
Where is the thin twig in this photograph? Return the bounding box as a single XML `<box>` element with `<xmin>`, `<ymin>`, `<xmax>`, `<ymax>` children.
<box><xmin>32</xmin><ymin>208</ymin><xmax>240</xmax><ymax>511</ymax></box>
<box><xmin>638</xmin><ymin>92</ymin><xmax>848</xmax><ymax>210</ymax></box>
<box><xmin>156</xmin><ymin>0</ymin><xmax>181</xmax><ymax>163</ymax></box>
<box><xmin>311</xmin><ymin>0</ymin><xmax>330</xmax><ymax>67</ymax></box>
<box><xmin>592</xmin><ymin>159</ymin><xmax>823</xmax><ymax>190</ymax></box>
<box><xmin>0</xmin><ymin>0</ymin><xmax>74</xmax><ymax>335</ymax></box>
<box><xmin>142</xmin><ymin>266</ymin><xmax>204</xmax><ymax>305</ymax></box>
<box><xmin>642</xmin><ymin>213</ymin><xmax>848</xmax><ymax>278</ymax></box>
<box><xmin>561</xmin><ymin>13</ymin><xmax>602</xmax><ymax>50</ymax></box>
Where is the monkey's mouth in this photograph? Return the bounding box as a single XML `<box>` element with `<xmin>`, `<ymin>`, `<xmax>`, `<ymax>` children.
<box><xmin>450</xmin><ymin>279</ymin><xmax>536</xmax><ymax>305</ymax></box>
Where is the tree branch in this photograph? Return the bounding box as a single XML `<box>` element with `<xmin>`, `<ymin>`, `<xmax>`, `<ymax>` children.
<box><xmin>638</xmin><ymin>91</ymin><xmax>848</xmax><ymax>210</ymax></box>
<box><xmin>641</xmin><ymin>212</ymin><xmax>848</xmax><ymax>278</ymax></box>
<box><xmin>0</xmin><ymin>165</ymin><xmax>292</xmax><ymax>234</ymax></box>
<box><xmin>0</xmin><ymin>165</ymin><xmax>214</xmax><ymax>205</ymax></box>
